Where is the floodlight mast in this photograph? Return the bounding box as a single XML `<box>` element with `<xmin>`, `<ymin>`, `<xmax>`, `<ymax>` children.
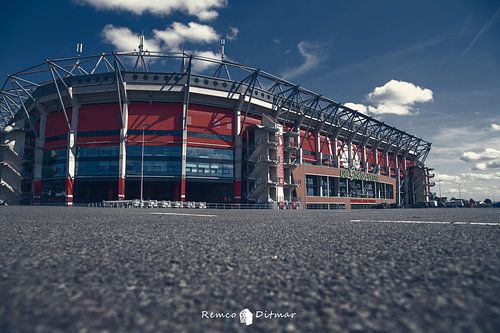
<box><xmin>221</xmin><ymin>39</ymin><xmax>225</xmax><ymax>61</ymax></box>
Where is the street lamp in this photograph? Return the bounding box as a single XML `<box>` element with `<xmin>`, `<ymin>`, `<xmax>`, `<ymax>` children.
<box><xmin>457</xmin><ymin>183</ymin><xmax>462</xmax><ymax>200</ymax></box>
<box><xmin>140</xmin><ymin>123</ymin><xmax>150</xmax><ymax>207</ymax></box>
<box><xmin>437</xmin><ymin>180</ymin><xmax>442</xmax><ymax>199</ymax></box>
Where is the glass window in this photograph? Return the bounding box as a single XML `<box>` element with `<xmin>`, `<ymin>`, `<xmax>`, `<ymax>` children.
<box><xmin>321</xmin><ymin>176</ymin><xmax>329</xmax><ymax>197</ymax></box>
<box><xmin>306</xmin><ymin>175</ymin><xmax>319</xmax><ymax>196</ymax></box>
<box><xmin>329</xmin><ymin>177</ymin><xmax>337</xmax><ymax>197</ymax></box>
<box><xmin>42</xmin><ymin>149</ymin><xmax>67</xmax><ymax>178</ymax></box>
<box><xmin>365</xmin><ymin>182</ymin><xmax>375</xmax><ymax>198</ymax></box>
<box><xmin>126</xmin><ymin>145</ymin><xmax>181</xmax><ymax>176</ymax></box>
<box><xmin>186</xmin><ymin>147</ymin><xmax>234</xmax><ymax>179</ymax></box>
<box><xmin>386</xmin><ymin>184</ymin><xmax>394</xmax><ymax>199</ymax></box>
<box><xmin>339</xmin><ymin>178</ymin><xmax>347</xmax><ymax>197</ymax></box>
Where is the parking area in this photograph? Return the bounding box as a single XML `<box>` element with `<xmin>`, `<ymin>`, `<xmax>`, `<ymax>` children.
<box><xmin>0</xmin><ymin>207</ymin><xmax>499</xmax><ymax>332</ymax></box>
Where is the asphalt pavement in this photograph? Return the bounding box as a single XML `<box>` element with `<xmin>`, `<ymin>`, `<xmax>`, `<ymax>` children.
<box><xmin>0</xmin><ymin>207</ymin><xmax>499</xmax><ymax>332</ymax></box>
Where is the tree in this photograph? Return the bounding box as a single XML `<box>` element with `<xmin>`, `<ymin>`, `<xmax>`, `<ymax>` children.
<box><xmin>484</xmin><ymin>198</ymin><xmax>492</xmax><ymax>205</ymax></box>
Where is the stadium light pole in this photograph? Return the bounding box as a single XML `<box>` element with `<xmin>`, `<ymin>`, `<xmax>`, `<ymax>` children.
<box><xmin>140</xmin><ymin>123</ymin><xmax>150</xmax><ymax>207</ymax></box>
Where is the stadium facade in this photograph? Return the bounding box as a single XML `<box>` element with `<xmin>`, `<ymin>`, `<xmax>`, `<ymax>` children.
<box><xmin>0</xmin><ymin>44</ymin><xmax>434</xmax><ymax>208</ymax></box>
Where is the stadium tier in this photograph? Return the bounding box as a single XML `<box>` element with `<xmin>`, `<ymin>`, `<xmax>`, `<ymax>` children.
<box><xmin>0</xmin><ymin>50</ymin><xmax>433</xmax><ymax>208</ymax></box>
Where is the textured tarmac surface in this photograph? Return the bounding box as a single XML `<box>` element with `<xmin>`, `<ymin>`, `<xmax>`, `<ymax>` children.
<box><xmin>1</xmin><ymin>207</ymin><xmax>499</xmax><ymax>332</ymax></box>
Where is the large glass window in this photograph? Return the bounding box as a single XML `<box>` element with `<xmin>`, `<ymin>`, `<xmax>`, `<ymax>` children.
<box><xmin>186</xmin><ymin>147</ymin><xmax>234</xmax><ymax>178</ymax></box>
<box><xmin>339</xmin><ymin>178</ymin><xmax>347</xmax><ymax>197</ymax></box>
<box><xmin>329</xmin><ymin>177</ymin><xmax>337</xmax><ymax>197</ymax></box>
<box><xmin>77</xmin><ymin>146</ymin><xmax>119</xmax><ymax>176</ymax></box>
<box><xmin>365</xmin><ymin>182</ymin><xmax>375</xmax><ymax>198</ymax></box>
<box><xmin>42</xmin><ymin>149</ymin><xmax>67</xmax><ymax>178</ymax></box>
<box><xmin>306</xmin><ymin>175</ymin><xmax>319</xmax><ymax>196</ymax></box>
<box><xmin>350</xmin><ymin>180</ymin><xmax>363</xmax><ymax>197</ymax></box>
<box><xmin>321</xmin><ymin>176</ymin><xmax>329</xmax><ymax>197</ymax></box>
<box><xmin>380</xmin><ymin>182</ymin><xmax>386</xmax><ymax>198</ymax></box>
<box><xmin>126</xmin><ymin>145</ymin><xmax>181</xmax><ymax>176</ymax></box>
<box><xmin>386</xmin><ymin>184</ymin><xmax>394</xmax><ymax>199</ymax></box>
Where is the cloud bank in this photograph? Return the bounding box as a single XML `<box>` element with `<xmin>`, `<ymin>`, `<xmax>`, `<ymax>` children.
<box><xmin>346</xmin><ymin>80</ymin><xmax>433</xmax><ymax>116</ymax></box>
<box><xmin>77</xmin><ymin>0</ymin><xmax>227</xmax><ymax>21</ymax></box>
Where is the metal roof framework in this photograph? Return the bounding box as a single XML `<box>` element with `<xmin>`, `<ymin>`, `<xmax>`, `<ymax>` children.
<box><xmin>0</xmin><ymin>51</ymin><xmax>431</xmax><ymax>163</ymax></box>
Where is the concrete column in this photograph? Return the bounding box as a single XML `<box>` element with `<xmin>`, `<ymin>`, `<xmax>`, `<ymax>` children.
<box><xmin>234</xmin><ymin>106</ymin><xmax>242</xmax><ymax>203</ymax></box>
<box><xmin>373</xmin><ymin>148</ymin><xmax>379</xmax><ymax>174</ymax></box>
<box><xmin>118</xmin><ymin>86</ymin><xmax>128</xmax><ymax>200</ymax></box>
<box><xmin>347</xmin><ymin>142</ymin><xmax>353</xmax><ymax>168</ymax></box>
<box><xmin>332</xmin><ymin>138</ymin><xmax>339</xmax><ymax>167</ymax></box>
<box><xmin>297</xmin><ymin>132</ymin><xmax>303</xmax><ymax>164</ymax></box>
<box><xmin>180</xmin><ymin>81</ymin><xmax>190</xmax><ymax>202</ymax></box>
<box><xmin>315</xmin><ymin>132</ymin><xmax>321</xmax><ymax>165</ymax></box>
<box><xmin>394</xmin><ymin>155</ymin><xmax>400</xmax><ymax>206</ymax></box>
<box><xmin>361</xmin><ymin>145</ymin><xmax>367</xmax><ymax>170</ymax></box>
<box><xmin>66</xmin><ymin>93</ymin><xmax>79</xmax><ymax>206</ymax></box>
<box><xmin>33</xmin><ymin>108</ymin><xmax>47</xmax><ymax>205</ymax></box>
<box><xmin>384</xmin><ymin>151</ymin><xmax>390</xmax><ymax>175</ymax></box>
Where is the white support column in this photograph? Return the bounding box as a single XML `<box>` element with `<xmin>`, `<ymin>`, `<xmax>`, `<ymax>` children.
<box><xmin>297</xmin><ymin>132</ymin><xmax>303</xmax><ymax>164</ymax></box>
<box><xmin>234</xmin><ymin>99</ymin><xmax>242</xmax><ymax>203</ymax></box>
<box><xmin>347</xmin><ymin>142</ymin><xmax>353</xmax><ymax>168</ymax></box>
<box><xmin>395</xmin><ymin>154</ymin><xmax>401</xmax><ymax>206</ymax></box>
<box><xmin>118</xmin><ymin>83</ymin><xmax>128</xmax><ymax>200</ymax></box>
<box><xmin>66</xmin><ymin>89</ymin><xmax>79</xmax><ymax>206</ymax></box>
<box><xmin>384</xmin><ymin>151</ymin><xmax>390</xmax><ymax>175</ymax></box>
<box><xmin>315</xmin><ymin>132</ymin><xmax>321</xmax><ymax>165</ymax></box>
<box><xmin>332</xmin><ymin>138</ymin><xmax>338</xmax><ymax>167</ymax></box>
<box><xmin>373</xmin><ymin>148</ymin><xmax>379</xmax><ymax>174</ymax></box>
<box><xmin>361</xmin><ymin>145</ymin><xmax>367</xmax><ymax>170</ymax></box>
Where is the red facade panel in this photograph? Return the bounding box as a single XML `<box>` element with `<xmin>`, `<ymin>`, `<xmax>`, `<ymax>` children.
<box><xmin>366</xmin><ymin>148</ymin><xmax>375</xmax><ymax>171</ymax></box>
<box><xmin>128</xmin><ymin>102</ymin><xmax>182</xmax><ymax>146</ymax></box>
<box><xmin>45</xmin><ymin>109</ymin><xmax>72</xmax><ymax>149</ymax></box>
<box><xmin>78</xmin><ymin>103</ymin><xmax>121</xmax><ymax>145</ymax></box>
<box><xmin>188</xmin><ymin>104</ymin><xmax>234</xmax><ymax>147</ymax></box>
<box><xmin>300</xmin><ymin>131</ymin><xmax>316</xmax><ymax>163</ymax></box>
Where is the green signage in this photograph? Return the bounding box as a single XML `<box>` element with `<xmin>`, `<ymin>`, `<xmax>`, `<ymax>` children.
<box><xmin>340</xmin><ymin>168</ymin><xmax>379</xmax><ymax>182</ymax></box>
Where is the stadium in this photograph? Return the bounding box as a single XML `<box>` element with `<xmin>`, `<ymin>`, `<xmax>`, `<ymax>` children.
<box><xmin>0</xmin><ymin>40</ymin><xmax>434</xmax><ymax>209</ymax></box>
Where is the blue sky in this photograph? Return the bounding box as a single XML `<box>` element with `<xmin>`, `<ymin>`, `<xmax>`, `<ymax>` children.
<box><xmin>1</xmin><ymin>0</ymin><xmax>499</xmax><ymax>200</ymax></box>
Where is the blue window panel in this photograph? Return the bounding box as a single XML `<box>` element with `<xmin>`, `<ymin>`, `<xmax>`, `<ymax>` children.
<box><xmin>42</xmin><ymin>149</ymin><xmax>67</xmax><ymax>178</ymax></box>
<box><xmin>186</xmin><ymin>161</ymin><xmax>233</xmax><ymax>178</ymax></box>
<box><xmin>126</xmin><ymin>145</ymin><xmax>181</xmax><ymax>157</ymax></box>
<box><xmin>186</xmin><ymin>147</ymin><xmax>233</xmax><ymax>160</ymax></box>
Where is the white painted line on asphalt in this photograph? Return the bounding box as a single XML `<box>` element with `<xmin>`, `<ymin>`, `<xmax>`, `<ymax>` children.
<box><xmin>350</xmin><ymin>219</ymin><xmax>500</xmax><ymax>226</ymax></box>
<box><xmin>149</xmin><ymin>212</ymin><xmax>218</xmax><ymax>217</ymax></box>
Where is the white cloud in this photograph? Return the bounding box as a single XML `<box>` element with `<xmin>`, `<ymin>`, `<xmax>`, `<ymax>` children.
<box><xmin>226</xmin><ymin>27</ymin><xmax>239</xmax><ymax>41</ymax></box>
<box><xmin>191</xmin><ymin>50</ymin><xmax>221</xmax><ymax>71</ymax></box>
<box><xmin>491</xmin><ymin>123</ymin><xmax>500</xmax><ymax>131</ymax></box>
<box><xmin>460</xmin><ymin>148</ymin><xmax>500</xmax><ymax>170</ymax></box>
<box><xmin>346</xmin><ymin>80</ymin><xmax>433</xmax><ymax>116</ymax></box>
<box><xmin>344</xmin><ymin>103</ymin><xmax>368</xmax><ymax>114</ymax></box>
<box><xmin>153</xmin><ymin>22</ymin><xmax>219</xmax><ymax>51</ymax></box>
<box><xmin>282</xmin><ymin>41</ymin><xmax>322</xmax><ymax>80</ymax></box>
<box><xmin>77</xmin><ymin>0</ymin><xmax>227</xmax><ymax>21</ymax></box>
<box><xmin>366</xmin><ymin>80</ymin><xmax>433</xmax><ymax>116</ymax></box>
<box><xmin>473</xmin><ymin>160</ymin><xmax>500</xmax><ymax>171</ymax></box>
<box><xmin>102</xmin><ymin>24</ymin><xmax>161</xmax><ymax>52</ymax></box>
<box><xmin>460</xmin><ymin>148</ymin><xmax>500</xmax><ymax>162</ymax></box>
<box><xmin>435</xmin><ymin>173</ymin><xmax>460</xmax><ymax>184</ymax></box>
<box><xmin>460</xmin><ymin>172</ymin><xmax>500</xmax><ymax>181</ymax></box>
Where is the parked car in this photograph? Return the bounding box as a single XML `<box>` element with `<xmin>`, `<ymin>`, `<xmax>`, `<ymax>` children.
<box><xmin>446</xmin><ymin>200</ymin><xmax>464</xmax><ymax>208</ymax></box>
<box><xmin>159</xmin><ymin>201</ymin><xmax>171</xmax><ymax>208</ymax></box>
<box><xmin>171</xmin><ymin>201</ymin><xmax>183</xmax><ymax>208</ymax></box>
